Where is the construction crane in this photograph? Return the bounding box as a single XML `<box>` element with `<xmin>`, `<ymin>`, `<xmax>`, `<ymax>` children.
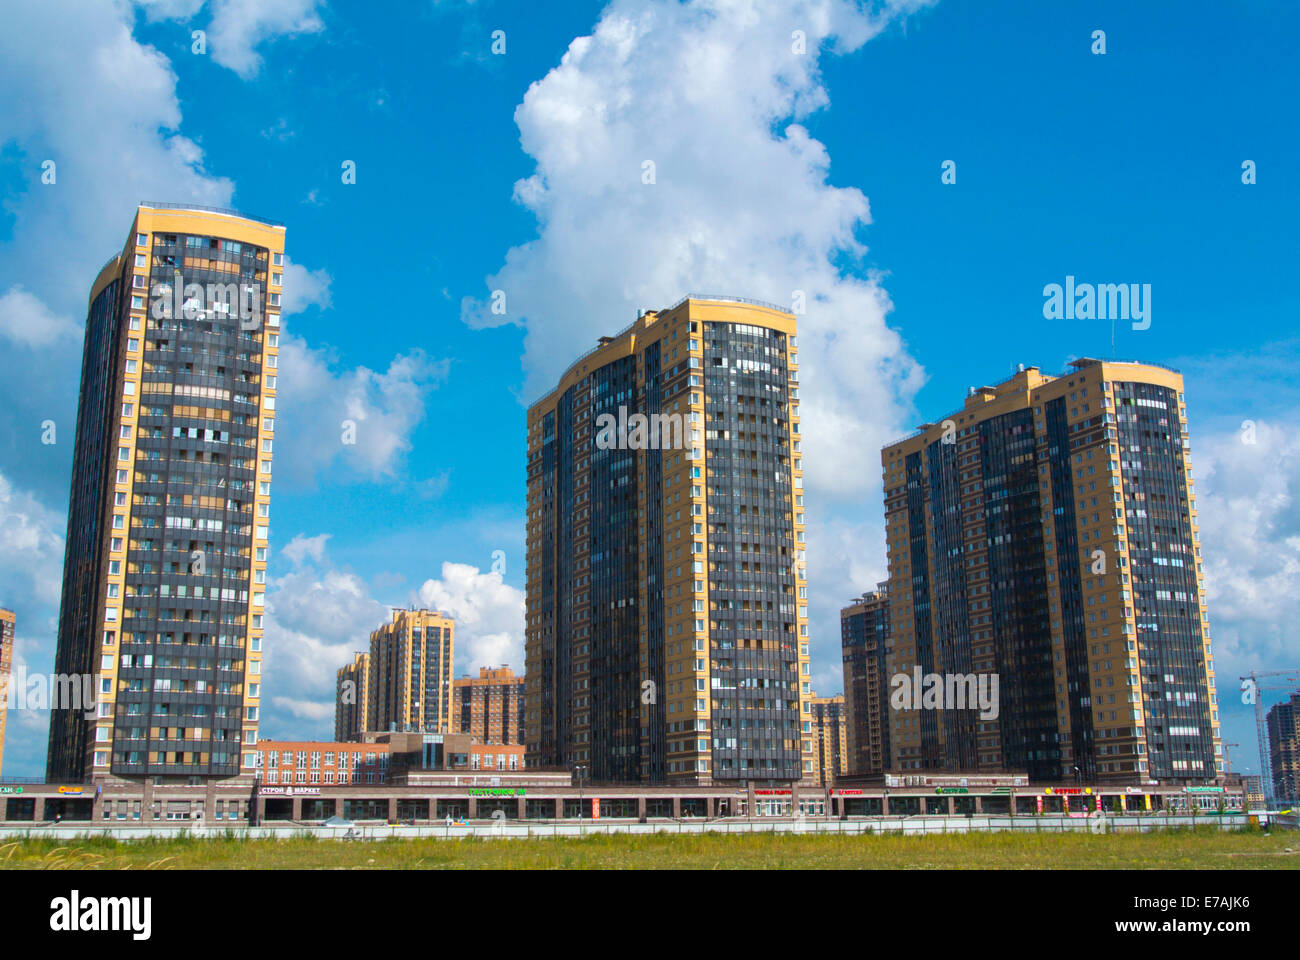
<box><xmin>1221</xmin><ymin>742</ymin><xmax>1240</xmax><ymax>774</ymax></box>
<box><xmin>1239</xmin><ymin>670</ymin><xmax>1300</xmax><ymax>807</ymax></box>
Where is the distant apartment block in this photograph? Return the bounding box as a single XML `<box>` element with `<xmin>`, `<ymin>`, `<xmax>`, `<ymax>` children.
<box><xmin>881</xmin><ymin>359</ymin><xmax>1221</xmax><ymax>783</ymax></box>
<box><xmin>335</xmin><ymin>651</ymin><xmax>370</xmax><ymax>742</ymax></box>
<box><xmin>807</xmin><ymin>693</ymin><xmax>847</xmax><ymax>786</ymax></box>
<box><xmin>366</xmin><ymin>609</ymin><xmax>455</xmax><ymax>735</ymax></box>
<box><xmin>47</xmin><ymin>202</ymin><xmax>285</xmax><ymax>783</ymax></box>
<box><xmin>454</xmin><ymin>666</ymin><xmax>524</xmax><ymax>745</ymax></box>
<box><xmin>1266</xmin><ymin>692</ymin><xmax>1300</xmax><ymax>801</ymax></box>
<box><xmin>0</xmin><ymin>608</ymin><xmax>13</xmax><ymax>776</ymax></box>
<box><xmin>840</xmin><ymin>585</ymin><xmax>891</xmax><ymax>776</ymax></box>
<box><xmin>526</xmin><ymin>296</ymin><xmax>811</xmax><ymax>784</ymax></box>
<box><xmin>1240</xmin><ymin>774</ymin><xmax>1265</xmax><ymax>809</ymax></box>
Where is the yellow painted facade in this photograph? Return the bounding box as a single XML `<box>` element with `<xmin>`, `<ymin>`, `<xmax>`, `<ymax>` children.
<box><xmin>0</xmin><ymin>608</ymin><xmax>13</xmax><ymax>776</ymax></box>
<box><xmin>807</xmin><ymin>692</ymin><xmax>848</xmax><ymax>786</ymax></box>
<box><xmin>366</xmin><ymin>609</ymin><xmax>456</xmax><ymax>735</ymax></box>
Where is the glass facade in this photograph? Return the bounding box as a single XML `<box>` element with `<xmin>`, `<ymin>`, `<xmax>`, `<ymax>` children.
<box><xmin>111</xmin><ymin>231</ymin><xmax>269</xmax><ymax>778</ymax></box>
<box><xmin>702</xmin><ymin>321</ymin><xmax>801</xmax><ymax>781</ymax></box>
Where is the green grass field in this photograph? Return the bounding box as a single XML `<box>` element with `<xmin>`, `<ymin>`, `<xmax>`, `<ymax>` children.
<box><xmin>1</xmin><ymin>827</ymin><xmax>1296</xmax><ymax>870</ymax></box>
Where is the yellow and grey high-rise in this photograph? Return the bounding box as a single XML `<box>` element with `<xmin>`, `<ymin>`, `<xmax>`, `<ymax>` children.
<box><xmin>335</xmin><ymin>651</ymin><xmax>371</xmax><ymax>742</ymax></box>
<box><xmin>365</xmin><ymin>610</ymin><xmax>455</xmax><ymax>735</ymax></box>
<box><xmin>0</xmin><ymin>608</ymin><xmax>13</xmax><ymax>776</ymax></box>
<box><xmin>807</xmin><ymin>692</ymin><xmax>847</xmax><ymax>786</ymax></box>
<box><xmin>840</xmin><ymin>585</ymin><xmax>891</xmax><ymax>776</ymax></box>
<box><xmin>47</xmin><ymin>202</ymin><xmax>285</xmax><ymax>783</ymax></box>
<box><xmin>525</xmin><ymin>296</ymin><xmax>811</xmax><ymax>785</ymax></box>
<box><xmin>882</xmin><ymin>359</ymin><xmax>1222</xmax><ymax>784</ymax></box>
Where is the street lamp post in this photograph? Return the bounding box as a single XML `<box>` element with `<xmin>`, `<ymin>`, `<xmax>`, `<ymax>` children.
<box><xmin>575</xmin><ymin>764</ymin><xmax>588</xmax><ymax>833</ymax></box>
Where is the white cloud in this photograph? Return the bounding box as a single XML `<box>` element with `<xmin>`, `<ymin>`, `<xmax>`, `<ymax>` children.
<box><xmin>261</xmin><ymin>557</ymin><xmax>390</xmax><ymax>738</ymax></box>
<box><xmin>464</xmin><ymin>0</ymin><xmax>930</xmax><ymax>500</ymax></box>
<box><xmin>136</xmin><ymin>0</ymin><xmax>206</xmax><ymax>20</ymax></box>
<box><xmin>140</xmin><ymin>0</ymin><xmax>327</xmax><ymax>79</ymax></box>
<box><xmin>465</xmin><ymin>0</ymin><xmax>933</xmax><ymax>693</ymax></box>
<box><xmin>206</xmin><ymin>0</ymin><xmax>325</xmax><ymax>78</ymax></box>
<box><xmin>270</xmin><ymin>696</ymin><xmax>336</xmax><ymax>722</ymax></box>
<box><xmin>281</xmin><ymin>259</ymin><xmax>333</xmax><ymax>315</ymax></box>
<box><xmin>415</xmin><ymin>562</ymin><xmax>526</xmax><ymax>675</ymax></box>
<box><xmin>0</xmin><ymin>471</ymin><xmax>67</xmax><ymax>609</ymax></box>
<box><xmin>1195</xmin><ymin>418</ymin><xmax>1300</xmax><ymax>678</ymax></box>
<box><xmin>274</xmin><ymin>334</ymin><xmax>449</xmax><ymax>484</ymax></box>
<box><xmin>0</xmin><ymin>286</ymin><xmax>79</xmax><ymax>348</ymax></box>
<box><xmin>281</xmin><ymin>532</ymin><xmax>332</xmax><ymax>566</ymax></box>
<box><xmin>0</xmin><ymin>1</ymin><xmax>234</xmax><ymax>316</ymax></box>
<box><xmin>0</xmin><ymin>471</ymin><xmax>69</xmax><ymax>773</ymax></box>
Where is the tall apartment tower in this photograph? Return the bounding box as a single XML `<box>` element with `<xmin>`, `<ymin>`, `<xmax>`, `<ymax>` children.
<box><xmin>47</xmin><ymin>203</ymin><xmax>285</xmax><ymax>783</ymax></box>
<box><xmin>0</xmin><ymin>608</ymin><xmax>14</xmax><ymax>776</ymax></box>
<box><xmin>881</xmin><ymin>359</ymin><xmax>1222</xmax><ymax>784</ymax></box>
<box><xmin>366</xmin><ymin>610</ymin><xmax>455</xmax><ymax>735</ymax></box>
<box><xmin>335</xmin><ymin>651</ymin><xmax>371</xmax><ymax>742</ymax></box>
<box><xmin>840</xmin><ymin>584</ymin><xmax>891</xmax><ymax>776</ymax></box>
<box><xmin>1266</xmin><ymin>692</ymin><xmax>1300</xmax><ymax>802</ymax></box>
<box><xmin>454</xmin><ymin>666</ymin><xmax>525</xmax><ymax>745</ymax></box>
<box><xmin>526</xmin><ymin>296</ymin><xmax>811</xmax><ymax>785</ymax></box>
<box><xmin>807</xmin><ymin>693</ymin><xmax>848</xmax><ymax>786</ymax></box>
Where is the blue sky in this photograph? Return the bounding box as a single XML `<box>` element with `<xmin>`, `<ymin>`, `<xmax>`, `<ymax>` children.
<box><xmin>0</xmin><ymin>0</ymin><xmax>1296</xmax><ymax>778</ymax></box>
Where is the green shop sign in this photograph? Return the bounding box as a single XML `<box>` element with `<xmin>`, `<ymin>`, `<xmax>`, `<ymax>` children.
<box><xmin>468</xmin><ymin>788</ymin><xmax>526</xmax><ymax>797</ymax></box>
<box><xmin>0</xmin><ymin>786</ymin><xmax>23</xmax><ymax>795</ymax></box>
<box><xmin>935</xmin><ymin>787</ymin><xmax>969</xmax><ymax>794</ymax></box>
